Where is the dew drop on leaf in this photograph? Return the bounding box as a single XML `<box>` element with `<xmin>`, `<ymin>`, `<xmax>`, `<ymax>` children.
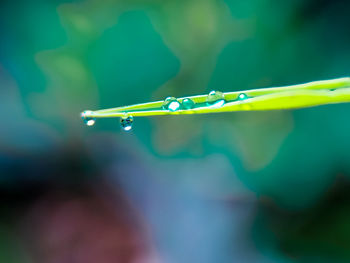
<box><xmin>163</xmin><ymin>97</ymin><xmax>181</xmax><ymax>111</ymax></box>
<box><xmin>237</xmin><ymin>93</ymin><xmax>249</xmax><ymax>100</ymax></box>
<box><xmin>182</xmin><ymin>98</ymin><xmax>195</xmax><ymax>109</ymax></box>
<box><xmin>206</xmin><ymin>91</ymin><xmax>226</xmax><ymax>108</ymax></box>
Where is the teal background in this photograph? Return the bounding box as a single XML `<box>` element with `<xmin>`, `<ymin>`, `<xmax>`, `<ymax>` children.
<box><xmin>0</xmin><ymin>0</ymin><xmax>350</xmax><ymax>262</ymax></box>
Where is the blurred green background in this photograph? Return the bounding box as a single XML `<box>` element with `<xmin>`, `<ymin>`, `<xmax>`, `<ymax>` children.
<box><xmin>1</xmin><ymin>0</ymin><xmax>350</xmax><ymax>262</ymax></box>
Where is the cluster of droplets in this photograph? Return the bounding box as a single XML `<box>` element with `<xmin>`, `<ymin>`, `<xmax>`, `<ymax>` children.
<box><xmin>206</xmin><ymin>90</ymin><xmax>250</xmax><ymax>107</ymax></box>
<box><xmin>82</xmin><ymin>91</ymin><xmax>251</xmax><ymax>130</ymax></box>
<box><xmin>162</xmin><ymin>91</ymin><xmax>251</xmax><ymax>112</ymax></box>
<box><xmin>162</xmin><ymin>97</ymin><xmax>195</xmax><ymax>111</ymax></box>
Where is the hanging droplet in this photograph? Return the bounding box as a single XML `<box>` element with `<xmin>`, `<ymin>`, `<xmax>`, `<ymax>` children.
<box><xmin>81</xmin><ymin>110</ymin><xmax>96</xmax><ymax>126</ymax></box>
<box><xmin>206</xmin><ymin>91</ymin><xmax>226</xmax><ymax>108</ymax></box>
<box><xmin>237</xmin><ymin>93</ymin><xmax>249</xmax><ymax>100</ymax></box>
<box><xmin>182</xmin><ymin>98</ymin><xmax>195</xmax><ymax>109</ymax></box>
<box><xmin>120</xmin><ymin>115</ymin><xmax>134</xmax><ymax>131</ymax></box>
<box><xmin>163</xmin><ymin>97</ymin><xmax>181</xmax><ymax>112</ymax></box>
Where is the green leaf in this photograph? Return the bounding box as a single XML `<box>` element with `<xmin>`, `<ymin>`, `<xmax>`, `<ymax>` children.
<box><xmin>82</xmin><ymin>77</ymin><xmax>350</xmax><ymax>118</ymax></box>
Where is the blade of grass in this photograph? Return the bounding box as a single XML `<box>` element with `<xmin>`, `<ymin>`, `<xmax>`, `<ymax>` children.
<box><xmin>82</xmin><ymin>77</ymin><xmax>350</xmax><ymax>118</ymax></box>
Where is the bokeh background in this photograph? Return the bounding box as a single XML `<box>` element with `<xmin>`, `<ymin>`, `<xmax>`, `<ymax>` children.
<box><xmin>1</xmin><ymin>0</ymin><xmax>350</xmax><ymax>262</ymax></box>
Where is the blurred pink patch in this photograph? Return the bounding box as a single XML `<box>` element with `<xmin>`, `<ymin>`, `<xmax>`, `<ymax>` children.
<box><xmin>20</xmin><ymin>185</ymin><xmax>159</xmax><ymax>263</ymax></box>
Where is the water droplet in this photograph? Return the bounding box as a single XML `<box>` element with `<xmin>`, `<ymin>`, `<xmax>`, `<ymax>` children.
<box><xmin>81</xmin><ymin>110</ymin><xmax>96</xmax><ymax>126</ymax></box>
<box><xmin>120</xmin><ymin>115</ymin><xmax>134</xmax><ymax>131</ymax></box>
<box><xmin>182</xmin><ymin>98</ymin><xmax>195</xmax><ymax>109</ymax></box>
<box><xmin>206</xmin><ymin>91</ymin><xmax>226</xmax><ymax>108</ymax></box>
<box><xmin>237</xmin><ymin>93</ymin><xmax>249</xmax><ymax>100</ymax></box>
<box><xmin>163</xmin><ymin>97</ymin><xmax>181</xmax><ymax>111</ymax></box>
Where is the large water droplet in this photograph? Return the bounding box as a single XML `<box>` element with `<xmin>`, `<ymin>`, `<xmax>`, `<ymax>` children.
<box><xmin>182</xmin><ymin>98</ymin><xmax>195</xmax><ymax>109</ymax></box>
<box><xmin>206</xmin><ymin>91</ymin><xmax>226</xmax><ymax>108</ymax></box>
<box><xmin>81</xmin><ymin>110</ymin><xmax>96</xmax><ymax>126</ymax></box>
<box><xmin>237</xmin><ymin>93</ymin><xmax>249</xmax><ymax>100</ymax></box>
<box><xmin>163</xmin><ymin>97</ymin><xmax>181</xmax><ymax>112</ymax></box>
<box><xmin>120</xmin><ymin>115</ymin><xmax>134</xmax><ymax>131</ymax></box>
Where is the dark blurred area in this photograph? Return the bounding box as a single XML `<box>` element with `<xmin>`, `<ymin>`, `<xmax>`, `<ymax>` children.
<box><xmin>0</xmin><ymin>0</ymin><xmax>350</xmax><ymax>262</ymax></box>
